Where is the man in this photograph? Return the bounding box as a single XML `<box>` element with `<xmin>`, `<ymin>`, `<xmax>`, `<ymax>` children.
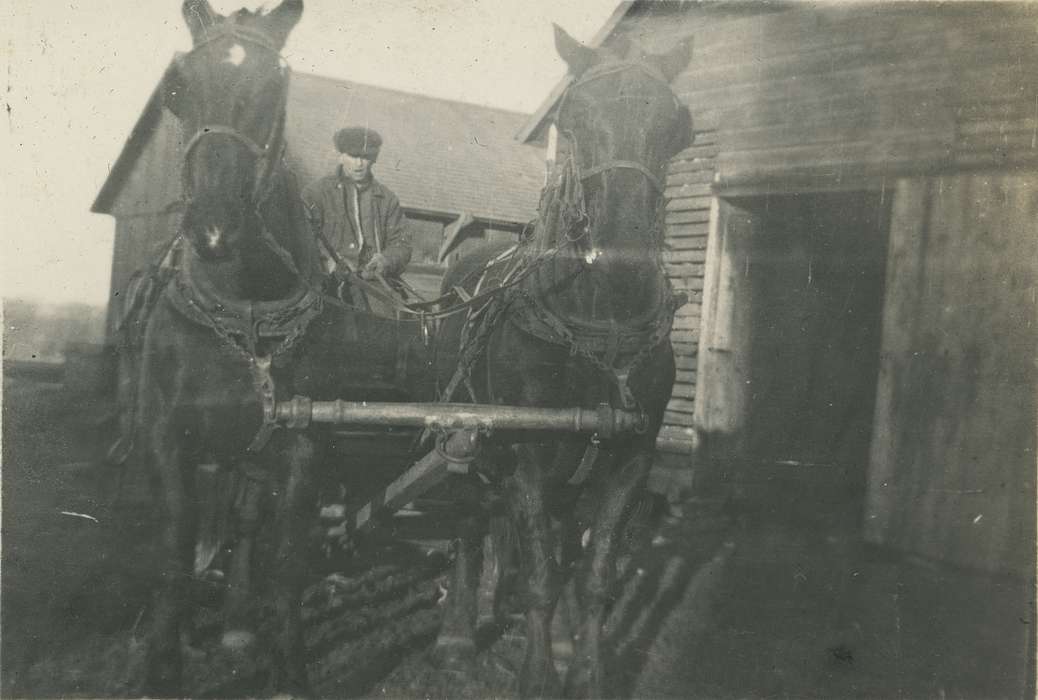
<box><xmin>302</xmin><ymin>127</ymin><xmax>413</xmax><ymax>281</ymax></box>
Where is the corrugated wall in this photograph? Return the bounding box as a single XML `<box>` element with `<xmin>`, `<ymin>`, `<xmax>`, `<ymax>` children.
<box><xmin>865</xmin><ymin>173</ymin><xmax>1037</xmax><ymax>576</ymax></box>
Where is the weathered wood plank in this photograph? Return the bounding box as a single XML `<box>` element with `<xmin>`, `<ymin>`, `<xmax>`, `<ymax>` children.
<box><xmin>671</xmin><ymin>342</ymin><xmax>698</xmax><ymax>357</ymax></box>
<box><xmin>671</xmin><ymin>383</ymin><xmax>696</xmax><ymax>400</ymax></box>
<box><xmin>673</xmin><ymin>144</ymin><xmax>721</xmax><ymax>161</ymax></box>
<box><xmin>675</xmin><ymin>303</ymin><xmax>702</xmax><ymax>317</ymax></box>
<box><xmin>691</xmin><ymin>130</ymin><xmax>719</xmax><ymax>147</ymax></box>
<box><xmin>673</xmin><ymin>316</ymin><xmax>700</xmax><ymax>332</ymax></box>
<box><xmin>668</xmin><ymin>277</ymin><xmax>705</xmax><ymax>292</ymax></box>
<box><xmin>866</xmin><ymin>172</ymin><xmax>1038</xmax><ymax>576</ymax></box>
<box><xmin>675</xmin><ymin>370</ymin><xmax>697</xmax><ymax>384</ymax></box>
<box><xmin>670</xmin><ymin>330</ymin><xmax>700</xmax><ymax>345</ymax></box>
<box><xmin>665</xmin><ymin>210</ymin><xmax>713</xmax><ymax>226</ymax></box>
<box><xmin>674</xmin><ymin>355</ymin><xmax>697</xmax><ymax>371</ymax></box>
<box><xmin>664</xmin><ymin>182</ymin><xmax>714</xmax><ymax>199</ymax></box>
<box><xmin>666</xmin><ymin>398</ymin><xmax>697</xmax><ymax>414</ymax></box>
<box><xmin>665</xmin><ymin>263</ymin><xmax>706</xmax><ymax>278</ymax></box>
<box><xmin>663</xmin><ymin>249</ymin><xmax>708</xmax><ymax>263</ymax></box>
<box><xmin>657</xmin><ymin>424</ymin><xmax>696</xmax><ymax>442</ymax></box>
<box><xmin>663</xmin><ymin>410</ymin><xmax>695</xmax><ymax>427</ymax></box>
<box><xmin>665</xmin><ymin>169</ymin><xmax>716</xmax><ymax>187</ymax></box>
<box><xmin>666</xmin><ymin>158</ymin><xmax>717</xmax><ymax>175</ymax></box>
<box><xmin>679</xmin><ymin>29</ymin><xmax>948</xmax><ymax>97</ymax></box>
<box><xmin>666</xmin><ymin>221</ymin><xmax>711</xmax><ymax>237</ymax></box>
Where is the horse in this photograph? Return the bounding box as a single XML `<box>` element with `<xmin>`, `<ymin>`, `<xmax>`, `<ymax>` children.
<box><xmin>123</xmin><ymin>1</ymin><xmax>429</xmax><ymax>695</ymax></box>
<box><xmin>431</xmin><ymin>26</ymin><xmax>692</xmax><ymax>698</ymax></box>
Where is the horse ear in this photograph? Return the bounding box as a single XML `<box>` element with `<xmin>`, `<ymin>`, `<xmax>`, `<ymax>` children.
<box><xmin>651</xmin><ymin>36</ymin><xmax>693</xmax><ymax>83</ymax></box>
<box><xmin>553</xmin><ymin>24</ymin><xmax>596</xmax><ymax>78</ymax></box>
<box><xmin>182</xmin><ymin>0</ymin><xmax>220</xmax><ymax>45</ymax></box>
<box><xmin>263</xmin><ymin>0</ymin><xmax>304</xmax><ymax>48</ymax></box>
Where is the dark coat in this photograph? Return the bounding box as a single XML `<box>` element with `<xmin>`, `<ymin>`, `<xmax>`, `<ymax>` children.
<box><xmin>301</xmin><ymin>169</ymin><xmax>413</xmax><ymax>276</ymax></box>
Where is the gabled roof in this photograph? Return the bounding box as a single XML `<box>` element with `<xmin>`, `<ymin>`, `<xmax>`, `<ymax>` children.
<box><xmin>515</xmin><ymin>1</ymin><xmax>635</xmax><ymax>144</ymax></box>
<box><xmin>93</xmin><ymin>68</ymin><xmax>546</xmax><ymax>224</ymax></box>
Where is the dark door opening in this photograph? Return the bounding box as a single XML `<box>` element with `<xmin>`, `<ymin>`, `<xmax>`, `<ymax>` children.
<box><xmin>740</xmin><ymin>191</ymin><xmax>890</xmax><ymax>480</ymax></box>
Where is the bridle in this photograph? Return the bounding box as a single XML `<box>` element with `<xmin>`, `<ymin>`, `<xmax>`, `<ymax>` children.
<box><xmin>554</xmin><ymin>60</ymin><xmax>682</xmax><ymax>196</ymax></box>
<box><xmin>176</xmin><ymin>23</ymin><xmax>291</xmax><ymax>206</ymax></box>
<box><xmin>174</xmin><ymin>21</ymin><xmax>299</xmax><ymax>274</ymax></box>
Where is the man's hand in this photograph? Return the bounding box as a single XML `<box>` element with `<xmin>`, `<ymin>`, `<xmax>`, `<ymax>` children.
<box><xmin>334</xmin><ymin>260</ymin><xmax>356</xmax><ymax>277</ymax></box>
<box><xmin>361</xmin><ymin>253</ymin><xmax>388</xmax><ymax>280</ymax></box>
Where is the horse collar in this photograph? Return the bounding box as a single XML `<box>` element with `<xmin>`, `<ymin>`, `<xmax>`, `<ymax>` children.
<box><xmin>513</xmin><ymin>281</ymin><xmax>680</xmax><ymax>410</ymax></box>
<box><xmin>165</xmin><ymin>246</ymin><xmax>323</xmax><ymax>363</ymax></box>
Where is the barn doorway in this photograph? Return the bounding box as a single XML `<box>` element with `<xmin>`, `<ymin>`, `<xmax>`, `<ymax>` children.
<box><xmin>744</xmin><ymin>191</ymin><xmax>890</xmax><ymax>470</ymax></box>
<box><xmin>696</xmin><ymin>190</ymin><xmax>891</xmax><ymax>527</ymax></box>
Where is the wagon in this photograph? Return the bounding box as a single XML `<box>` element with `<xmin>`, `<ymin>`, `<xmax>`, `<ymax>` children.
<box><xmin>256</xmin><ymin>288</ymin><xmax>651</xmax><ymax>537</ymax></box>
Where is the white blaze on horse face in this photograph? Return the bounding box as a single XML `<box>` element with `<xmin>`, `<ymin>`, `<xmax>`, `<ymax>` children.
<box><xmin>205</xmin><ymin>225</ymin><xmax>222</xmax><ymax>249</ymax></box>
<box><xmin>224</xmin><ymin>43</ymin><xmax>246</xmax><ymax>67</ymax></box>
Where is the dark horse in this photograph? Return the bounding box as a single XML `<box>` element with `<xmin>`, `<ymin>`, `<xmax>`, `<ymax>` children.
<box><xmin>123</xmin><ymin>1</ymin><xmax>428</xmax><ymax>695</ymax></box>
<box><xmin>431</xmin><ymin>27</ymin><xmax>692</xmax><ymax>698</ymax></box>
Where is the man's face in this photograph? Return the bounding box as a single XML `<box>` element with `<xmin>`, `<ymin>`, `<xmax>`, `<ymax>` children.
<box><xmin>339</xmin><ymin>153</ymin><xmax>373</xmax><ymax>182</ymax></box>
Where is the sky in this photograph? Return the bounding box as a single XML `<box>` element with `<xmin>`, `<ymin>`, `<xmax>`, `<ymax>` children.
<box><xmin>1</xmin><ymin>0</ymin><xmax>619</xmax><ymax>306</ymax></box>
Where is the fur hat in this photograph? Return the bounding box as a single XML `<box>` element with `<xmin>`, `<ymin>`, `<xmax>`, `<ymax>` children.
<box><xmin>334</xmin><ymin>127</ymin><xmax>382</xmax><ymax>160</ymax></box>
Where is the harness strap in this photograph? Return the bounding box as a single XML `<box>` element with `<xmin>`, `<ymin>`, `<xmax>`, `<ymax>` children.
<box><xmin>246</xmin><ymin>355</ymin><xmax>278</xmax><ymax>452</ymax></box>
<box><xmin>567</xmin><ymin>434</ymin><xmax>601</xmax><ymax>487</ymax></box>
<box><xmin>580</xmin><ymin>160</ymin><xmax>665</xmax><ymax>194</ymax></box>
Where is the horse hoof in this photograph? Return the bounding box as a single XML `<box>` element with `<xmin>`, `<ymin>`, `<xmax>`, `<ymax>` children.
<box><xmin>221</xmin><ymin>628</ymin><xmax>256</xmax><ymax>652</ymax></box>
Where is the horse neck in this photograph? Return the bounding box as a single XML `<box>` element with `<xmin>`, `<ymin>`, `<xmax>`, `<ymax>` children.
<box><xmin>544</xmin><ymin>172</ymin><xmax>666</xmax><ymax>326</ymax></box>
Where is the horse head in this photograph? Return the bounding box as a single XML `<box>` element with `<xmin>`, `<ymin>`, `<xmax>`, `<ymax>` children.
<box><xmin>163</xmin><ymin>0</ymin><xmax>302</xmax><ymax>278</ymax></box>
<box><xmin>552</xmin><ymin>26</ymin><xmax>692</xmax><ymax>316</ymax></box>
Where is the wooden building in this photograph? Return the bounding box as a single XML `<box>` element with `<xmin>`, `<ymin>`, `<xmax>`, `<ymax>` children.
<box><xmin>522</xmin><ymin>1</ymin><xmax>1036</xmax><ymax>578</ymax></box>
<box><xmin>92</xmin><ymin>69</ymin><xmax>545</xmax><ymax>330</ymax></box>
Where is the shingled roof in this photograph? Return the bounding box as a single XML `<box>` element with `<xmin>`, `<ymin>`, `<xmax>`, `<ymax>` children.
<box><xmin>287</xmin><ymin>72</ymin><xmax>544</xmax><ymax>224</ymax></box>
<box><xmin>92</xmin><ymin>66</ymin><xmax>546</xmax><ymax>225</ymax></box>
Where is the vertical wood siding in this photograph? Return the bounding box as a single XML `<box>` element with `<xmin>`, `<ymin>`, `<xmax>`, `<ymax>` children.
<box><xmin>865</xmin><ymin>173</ymin><xmax>1037</xmax><ymax>576</ymax></box>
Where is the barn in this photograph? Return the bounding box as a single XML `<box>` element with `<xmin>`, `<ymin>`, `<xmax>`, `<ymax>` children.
<box><xmin>91</xmin><ymin>68</ymin><xmax>546</xmax><ymax>332</ymax></box>
<box><xmin>514</xmin><ymin>3</ymin><xmax>1036</xmax><ymax>693</ymax></box>
<box><xmin>522</xmin><ymin>1</ymin><xmax>1036</xmax><ymax>581</ymax></box>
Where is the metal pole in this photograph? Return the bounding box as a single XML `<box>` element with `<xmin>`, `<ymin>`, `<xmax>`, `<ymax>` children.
<box><xmin>276</xmin><ymin>397</ymin><xmax>647</xmax><ymax>437</ymax></box>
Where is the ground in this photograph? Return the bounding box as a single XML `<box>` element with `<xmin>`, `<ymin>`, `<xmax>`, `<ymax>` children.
<box><xmin>2</xmin><ymin>372</ymin><xmax>1032</xmax><ymax>698</ymax></box>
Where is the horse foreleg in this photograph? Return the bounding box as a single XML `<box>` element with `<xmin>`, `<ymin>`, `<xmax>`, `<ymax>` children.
<box><xmin>490</xmin><ymin>510</ymin><xmax>521</xmax><ymax>626</ymax></box>
<box><xmin>432</xmin><ymin>491</ymin><xmax>486</xmax><ymax>671</ymax></box>
<box><xmin>222</xmin><ymin>467</ymin><xmax>264</xmax><ymax>651</ymax></box>
<box><xmin>565</xmin><ymin>451</ymin><xmax>651</xmax><ymax>699</ymax></box>
<box><xmin>105</xmin><ymin>349</ymin><xmax>138</xmax><ymax>466</ymax></box>
<box><xmin>267</xmin><ymin>433</ymin><xmax>318</xmax><ymax>697</ymax></box>
<box><xmin>510</xmin><ymin>443</ymin><xmax>562</xmax><ymax>698</ymax></box>
<box><xmin>143</xmin><ymin>426</ymin><xmax>195</xmax><ymax>696</ymax></box>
